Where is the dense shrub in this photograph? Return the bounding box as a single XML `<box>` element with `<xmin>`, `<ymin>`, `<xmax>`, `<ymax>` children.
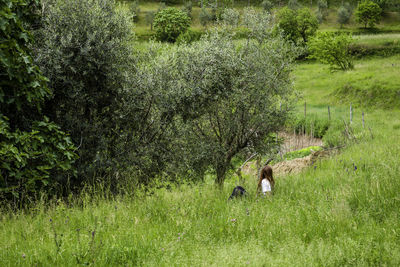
<box><xmin>153</xmin><ymin>7</ymin><xmax>190</xmax><ymax>42</ymax></box>
<box><xmin>1</xmin><ymin>0</ymin><xmax>76</xmax><ymax>201</ymax></box>
<box><xmin>308</xmin><ymin>32</ymin><xmax>354</xmax><ymax>71</ymax></box>
<box><xmin>355</xmin><ymin>0</ymin><xmax>382</xmax><ymax>28</ymax></box>
<box><xmin>33</xmin><ymin>0</ymin><xmax>139</xmax><ymax>184</ymax></box>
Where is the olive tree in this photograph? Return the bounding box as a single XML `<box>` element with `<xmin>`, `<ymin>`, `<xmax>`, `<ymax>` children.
<box><xmin>337</xmin><ymin>2</ymin><xmax>353</xmax><ymax>28</ymax></box>
<box><xmin>33</xmin><ymin>0</ymin><xmax>139</xmax><ymax>184</ymax></box>
<box><xmin>155</xmin><ymin>13</ymin><xmax>297</xmax><ymax>187</ymax></box>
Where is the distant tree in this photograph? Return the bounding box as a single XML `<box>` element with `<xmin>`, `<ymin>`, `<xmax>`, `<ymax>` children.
<box><xmin>1</xmin><ymin>0</ymin><xmax>77</xmax><ymax>201</ymax></box>
<box><xmin>355</xmin><ymin>0</ymin><xmax>382</xmax><ymax>28</ymax></box>
<box><xmin>288</xmin><ymin>0</ymin><xmax>301</xmax><ymax>10</ymax></box>
<box><xmin>308</xmin><ymin>32</ymin><xmax>354</xmax><ymax>71</ymax></box>
<box><xmin>276</xmin><ymin>7</ymin><xmax>299</xmax><ymax>43</ymax></box>
<box><xmin>261</xmin><ymin>0</ymin><xmax>273</xmax><ymax>12</ymax></box>
<box><xmin>221</xmin><ymin>8</ymin><xmax>240</xmax><ymax>28</ymax></box>
<box><xmin>129</xmin><ymin>0</ymin><xmax>140</xmax><ymax>22</ymax></box>
<box><xmin>297</xmin><ymin>8</ymin><xmax>319</xmax><ymax>43</ymax></box>
<box><xmin>337</xmin><ymin>2</ymin><xmax>353</xmax><ymax>28</ymax></box>
<box><xmin>316</xmin><ymin>0</ymin><xmax>328</xmax><ymax>23</ymax></box>
<box><xmin>181</xmin><ymin>1</ymin><xmax>193</xmax><ymax>19</ymax></box>
<box><xmin>277</xmin><ymin>7</ymin><xmax>318</xmax><ymax>44</ymax></box>
<box><xmin>199</xmin><ymin>7</ymin><xmax>212</xmax><ymax>27</ymax></box>
<box><xmin>153</xmin><ymin>7</ymin><xmax>190</xmax><ymax>42</ymax></box>
<box><xmin>145</xmin><ymin>11</ymin><xmax>155</xmax><ymax>30</ymax></box>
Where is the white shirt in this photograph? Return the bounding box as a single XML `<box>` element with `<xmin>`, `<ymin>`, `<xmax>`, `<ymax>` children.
<box><xmin>261</xmin><ymin>179</ymin><xmax>271</xmax><ymax>195</ymax></box>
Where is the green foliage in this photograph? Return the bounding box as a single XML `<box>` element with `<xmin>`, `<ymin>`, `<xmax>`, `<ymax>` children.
<box><xmin>221</xmin><ymin>8</ymin><xmax>240</xmax><ymax>28</ymax></box>
<box><xmin>316</xmin><ymin>0</ymin><xmax>328</xmax><ymax>23</ymax></box>
<box><xmin>308</xmin><ymin>32</ymin><xmax>354</xmax><ymax>71</ymax></box>
<box><xmin>145</xmin><ymin>11</ymin><xmax>155</xmax><ymax>30</ymax></box>
<box><xmin>288</xmin><ymin>0</ymin><xmax>301</xmax><ymax>10</ymax></box>
<box><xmin>129</xmin><ymin>0</ymin><xmax>140</xmax><ymax>22</ymax></box>
<box><xmin>290</xmin><ymin>115</ymin><xmax>331</xmax><ymax>138</ymax></box>
<box><xmin>261</xmin><ymin>0</ymin><xmax>273</xmax><ymax>12</ymax></box>
<box><xmin>181</xmin><ymin>0</ymin><xmax>192</xmax><ymax>19</ymax></box>
<box><xmin>337</xmin><ymin>2</ymin><xmax>353</xmax><ymax>27</ymax></box>
<box><xmin>296</xmin><ymin>8</ymin><xmax>319</xmax><ymax>43</ymax></box>
<box><xmin>153</xmin><ymin>7</ymin><xmax>190</xmax><ymax>42</ymax></box>
<box><xmin>175</xmin><ymin>28</ymin><xmax>202</xmax><ymax>44</ymax></box>
<box><xmin>33</xmin><ymin>0</ymin><xmax>140</xmax><ymax>183</ymax></box>
<box><xmin>0</xmin><ymin>116</ymin><xmax>77</xmax><ymax>199</ymax></box>
<box><xmin>170</xmin><ymin>16</ymin><xmax>296</xmax><ymax>186</ymax></box>
<box><xmin>277</xmin><ymin>7</ymin><xmax>318</xmax><ymax>44</ymax></box>
<box><xmin>283</xmin><ymin>146</ymin><xmax>322</xmax><ymax>160</ymax></box>
<box><xmin>199</xmin><ymin>7</ymin><xmax>212</xmax><ymax>27</ymax></box>
<box><xmin>355</xmin><ymin>0</ymin><xmax>382</xmax><ymax>28</ymax></box>
<box><xmin>0</xmin><ymin>0</ymin><xmax>76</xmax><ymax>201</ymax></box>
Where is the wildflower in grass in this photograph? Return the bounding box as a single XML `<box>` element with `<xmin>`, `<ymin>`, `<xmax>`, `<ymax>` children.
<box><xmin>231</xmin><ymin>218</ymin><xmax>237</xmax><ymax>222</ymax></box>
<box><xmin>22</xmin><ymin>253</ymin><xmax>26</xmax><ymax>259</ymax></box>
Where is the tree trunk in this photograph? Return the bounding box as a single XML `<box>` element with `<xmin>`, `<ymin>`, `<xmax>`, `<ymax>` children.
<box><xmin>215</xmin><ymin>160</ymin><xmax>228</xmax><ymax>189</ymax></box>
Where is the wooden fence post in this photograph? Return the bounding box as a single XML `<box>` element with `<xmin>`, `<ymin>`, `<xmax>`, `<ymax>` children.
<box><xmin>350</xmin><ymin>103</ymin><xmax>353</xmax><ymax>124</ymax></box>
<box><xmin>362</xmin><ymin>111</ymin><xmax>365</xmax><ymax>128</ymax></box>
<box><xmin>328</xmin><ymin>105</ymin><xmax>331</xmax><ymax>121</ymax></box>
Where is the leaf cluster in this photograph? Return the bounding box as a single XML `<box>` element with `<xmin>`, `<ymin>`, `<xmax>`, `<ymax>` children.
<box><xmin>1</xmin><ymin>0</ymin><xmax>77</xmax><ymax>201</ymax></box>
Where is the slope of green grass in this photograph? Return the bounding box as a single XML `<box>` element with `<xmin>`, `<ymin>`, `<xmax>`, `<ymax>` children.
<box><xmin>1</xmin><ymin>54</ymin><xmax>400</xmax><ymax>266</ymax></box>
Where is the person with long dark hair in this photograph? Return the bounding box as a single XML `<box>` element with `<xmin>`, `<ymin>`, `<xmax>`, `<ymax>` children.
<box><xmin>257</xmin><ymin>165</ymin><xmax>275</xmax><ymax>196</ymax></box>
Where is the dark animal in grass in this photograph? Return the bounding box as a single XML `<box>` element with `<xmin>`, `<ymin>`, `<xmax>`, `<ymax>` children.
<box><xmin>228</xmin><ymin>186</ymin><xmax>247</xmax><ymax>200</ymax></box>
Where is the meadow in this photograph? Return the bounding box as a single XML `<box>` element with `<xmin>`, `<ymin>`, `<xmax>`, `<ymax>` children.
<box><xmin>1</xmin><ymin>52</ymin><xmax>400</xmax><ymax>265</ymax></box>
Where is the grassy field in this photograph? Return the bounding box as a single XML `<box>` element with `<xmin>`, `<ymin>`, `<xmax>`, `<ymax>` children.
<box><xmin>1</xmin><ymin>52</ymin><xmax>400</xmax><ymax>265</ymax></box>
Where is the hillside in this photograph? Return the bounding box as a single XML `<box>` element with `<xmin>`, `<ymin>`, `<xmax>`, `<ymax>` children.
<box><xmin>1</xmin><ymin>54</ymin><xmax>400</xmax><ymax>266</ymax></box>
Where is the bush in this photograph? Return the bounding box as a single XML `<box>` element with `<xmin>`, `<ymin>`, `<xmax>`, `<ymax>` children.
<box><xmin>153</xmin><ymin>7</ymin><xmax>190</xmax><ymax>42</ymax></box>
<box><xmin>355</xmin><ymin>0</ymin><xmax>382</xmax><ymax>28</ymax></box>
<box><xmin>308</xmin><ymin>32</ymin><xmax>354</xmax><ymax>71</ymax></box>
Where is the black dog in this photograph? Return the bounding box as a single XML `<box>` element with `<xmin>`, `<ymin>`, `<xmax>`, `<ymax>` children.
<box><xmin>228</xmin><ymin>186</ymin><xmax>247</xmax><ymax>200</ymax></box>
